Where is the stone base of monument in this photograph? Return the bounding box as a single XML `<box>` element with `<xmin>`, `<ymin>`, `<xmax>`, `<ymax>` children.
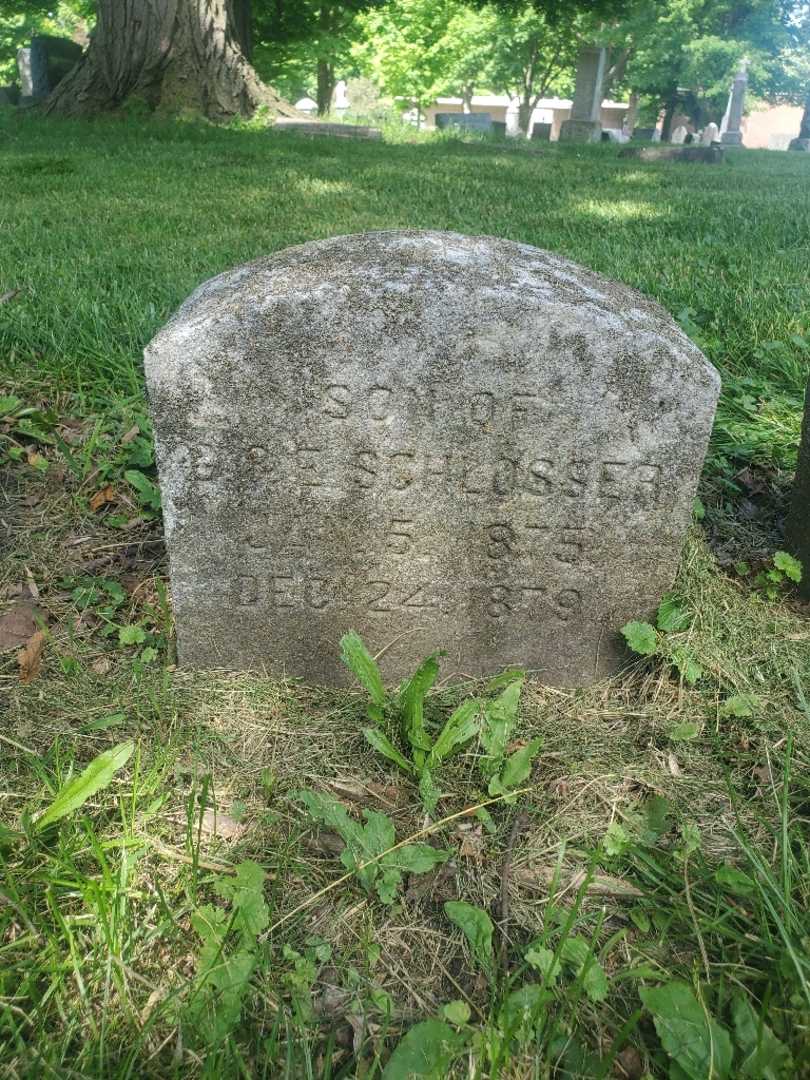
<box><xmin>619</xmin><ymin>145</ymin><xmax>725</xmax><ymax>164</ymax></box>
<box><xmin>273</xmin><ymin>119</ymin><xmax>382</xmax><ymax>140</ymax></box>
<box><xmin>559</xmin><ymin>119</ymin><xmax>602</xmax><ymax>143</ymax></box>
<box><xmin>145</xmin><ymin>231</ymin><xmax>720</xmax><ymax>688</ymax></box>
<box><xmin>720</xmin><ymin>131</ymin><xmax>743</xmax><ymax>146</ymax></box>
<box><xmin>789</xmin><ymin>137</ymin><xmax>810</xmax><ymax>152</ymax></box>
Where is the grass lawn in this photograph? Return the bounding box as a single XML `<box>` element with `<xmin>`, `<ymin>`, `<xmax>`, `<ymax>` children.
<box><xmin>1</xmin><ymin>112</ymin><xmax>810</xmax><ymax>1078</ymax></box>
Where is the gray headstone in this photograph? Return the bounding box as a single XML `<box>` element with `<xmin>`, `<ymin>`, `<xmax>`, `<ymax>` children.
<box><xmin>786</xmin><ymin>379</ymin><xmax>810</xmax><ymax>598</ymax></box>
<box><xmin>531</xmin><ymin>122</ymin><xmax>552</xmax><ymax>141</ymax></box>
<box><xmin>559</xmin><ymin>46</ymin><xmax>606</xmax><ymax>143</ymax></box>
<box><xmin>789</xmin><ymin>137</ymin><xmax>810</xmax><ymax>152</ymax></box>
<box><xmin>619</xmin><ymin>145</ymin><xmax>725</xmax><ymax>164</ymax></box>
<box><xmin>721</xmin><ymin>59</ymin><xmax>747</xmax><ymax>145</ymax></box>
<box><xmin>145</xmin><ymin>231</ymin><xmax>720</xmax><ymax>687</ymax></box>
<box><xmin>435</xmin><ymin>112</ymin><xmax>492</xmax><ymax>132</ymax></box>
<box><xmin>700</xmin><ymin>122</ymin><xmax>720</xmax><ymax>145</ymax></box>
<box><xmin>670</xmin><ymin>125</ymin><xmax>688</xmax><ymax>145</ymax></box>
<box><xmin>633</xmin><ymin>127</ymin><xmax>657</xmax><ymax>142</ymax></box>
<box><xmin>17</xmin><ymin>39</ymin><xmax>49</xmax><ymax>100</ymax></box>
<box><xmin>273</xmin><ymin>119</ymin><xmax>382</xmax><ymax>140</ymax></box>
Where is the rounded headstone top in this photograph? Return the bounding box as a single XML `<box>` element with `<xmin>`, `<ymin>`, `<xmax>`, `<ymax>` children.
<box><xmin>146</xmin><ymin>230</ymin><xmax>718</xmax><ymax>398</ymax></box>
<box><xmin>145</xmin><ymin>230</ymin><xmax>720</xmax><ymax>687</ymax></box>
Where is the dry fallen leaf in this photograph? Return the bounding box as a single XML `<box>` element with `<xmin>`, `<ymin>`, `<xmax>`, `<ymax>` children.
<box><xmin>26</xmin><ymin>450</ymin><xmax>47</xmax><ymax>470</ymax></box>
<box><xmin>89</xmin><ymin>485</ymin><xmax>116</xmax><ymax>512</ymax></box>
<box><xmin>667</xmin><ymin>752</ymin><xmax>682</xmax><ymax>777</ymax></box>
<box><xmin>456</xmin><ymin>822</ymin><xmax>485</xmax><ymax>862</ymax></box>
<box><xmin>327</xmin><ymin>778</ymin><xmax>405</xmax><ymax>807</ymax></box>
<box><xmin>0</xmin><ymin>289</ymin><xmax>21</xmax><ymax>305</ymax></box>
<box><xmin>0</xmin><ymin>603</ymin><xmax>44</xmax><ymax>651</ymax></box>
<box><xmin>516</xmin><ymin>864</ymin><xmax>642</xmax><ymax>898</ymax></box>
<box><xmin>614</xmin><ymin>1046</ymin><xmax>644</xmax><ymax>1080</ymax></box>
<box><xmin>91</xmin><ymin>656</ymin><xmax>112</xmax><ymax>675</ymax></box>
<box><xmin>121</xmin><ymin>424</ymin><xmax>140</xmax><ymax>445</ymax></box>
<box><xmin>18</xmin><ymin>630</ymin><xmax>46</xmax><ymax>684</ymax></box>
<box><xmin>187</xmin><ymin>809</ymin><xmax>246</xmax><ymax>841</ymax></box>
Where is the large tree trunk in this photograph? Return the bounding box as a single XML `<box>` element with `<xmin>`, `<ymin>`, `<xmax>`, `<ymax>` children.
<box><xmin>315</xmin><ymin>5</ymin><xmax>336</xmax><ymax>116</ymax></box>
<box><xmin>316</xmin><ymin>58</ymin><xmax>335</xmax><ymax>116</ymax></box>
<box><xmin>44</xmin><ymin>0</ymin><xmax>298</xmax><ymax>121</ymax></box>
<box><xmin>800</xmin><ymin>92</ymin><xmax>810</xmax><ymax>139</ymax></box>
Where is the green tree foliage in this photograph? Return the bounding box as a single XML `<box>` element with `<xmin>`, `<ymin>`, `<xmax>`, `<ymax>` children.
<box><xmin>0</xmin><ymin>0</ymin><xmax>91</xmax><ymax>84</ymax></box>
<box><xmin>254</xmin><ymin>1</ymin><xmax>386</xmax><ymax>114</ymax></box>
<box><xmin>617</xmin><ymin>0</ymin><xmax>810</xmax><ymax>130</ymax></box>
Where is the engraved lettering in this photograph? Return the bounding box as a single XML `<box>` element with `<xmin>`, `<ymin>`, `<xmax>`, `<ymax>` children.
<box><xmin>237</xmin><ymin>575</ymin><xmax>260</xmax><ymax>606</ymax></box>
<box><xmin>369</xmin><ymin>385</ymin><xmax>393</xmax><ymax>421</ymax></box>
<box><xmin>486</xmin><ymin>523</ymin><xmax>516</xmax><ymax>559</ymax></box>
<box><xmin>553</xmin><ymin>588</ymin><xmax>582</xmax><ymax>621</ymax></box>
<box><xmin>387</xmin><ymin>519</ymin><xmax>415</xmax><ymax>554</ymax></box>
<box><xmin>306</xmin><ymin>578</ymin><xmax>329</xmax><ymax>609</ymax></box>
<box><xmin>461</xmin><ymin>460</ymin><xmax>486</xmax><ymax>494</ymax></box>
<box><xmin>273</xmin><ymin>575</ymin><xmax>296</xmax><ymax>607</ymax></box>
<box><xmin>324</xmin><ymin>383</ymin><xmax>351</xmax><ymax>418</ymax></box>
<box><xmin>295</xmin><ymin>445</ymin><xmax>323</xmax><ymax>488</ymax></box>
<box><xmin>512</xmin><ymin>392</ymin><xmax>539</xmax><ymax>421</ymax></box>
<box><xmin>352</xmin><ymin>449</ymin><xmax>377</xmax><ymax>488</ymax></box>
<box><xmin>524</xmin><ymin>458</ymin><xmax>555</xmax><ymax>495</ymax></box>
<box><xmin>487</xmin><ymin>585</ymin><xmax>512</xmax><ymax>618</ymax></box>
<box><xmin>563</xmin><ymin>461</ymin><xmax>590</xmax><ymax>498</ymax></box>
<box><xmin>403</xmin><ymin>585</ymin><xmax>436</xmax><ymax>608</ymax></box>
<box><xmin>390</xmin><ymin>450</ymin><xmax>415</xmax><ymax>490</ymax></box>
<box><xmin>367</xmin><ymin>580</ymin><xmax>393</xmax><ymax>611</ymax></box>
<box><xmin>470</xmin><ymin>391</ymin><xmax>495</xmax><ymax>427</ymax></box>
<box><xmin>493</xmin><ymin>458</ymin><xmax>517</xmax><ymax>496</ymax></box>
<box><xmin>637</xmin><ymin>463</ymin><xmax>662</xmax><ymax>505</ymax></box>
<box><xmin>598</xmin><ymin>461</ymin><xmax>627</xmax><ymax>500</ymax></box>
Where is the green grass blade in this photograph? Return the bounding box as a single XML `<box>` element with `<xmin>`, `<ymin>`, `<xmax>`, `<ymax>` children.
<box><xmin>35</xmin><ymin>742</ymin><xmax>134</xmax><ymax>831</ymax></box>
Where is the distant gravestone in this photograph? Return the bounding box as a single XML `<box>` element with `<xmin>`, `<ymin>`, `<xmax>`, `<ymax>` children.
<box><xmin>786</xmin><ymin>380</ymin><xmax>810</xmax><ymax>599</ymax></box>
<box><xmin>531</xmin><ymin>122</ymin><xmax>552</xmax><ymax>141</ymax></box>
<box><xmin>700</xmin><ymin>122</ymin><xmax>720</xmax><ymax>146</ymax></box>
<box><xmin>559</xmin><ymin>46</ymin><xmax>607</xmax><ymax>143</ymax></box>
<box><xmin>145</xmin><ymin>231</ymin><xmax>720</xmax><ymax>686</ymax></box>
<box><xmin>619</xmin><ymin>145</ymin><xmax>725</xmax><ymax>164</ymax></box>
<box><xmin>670</xmin><ymin>125</ymin><xmax>688</xmax><ymax>145</ymax></box>
<box><xmin>273</xmin><ymin>119</ymin><xmax>381</xmax><ymax>140</ymax></box>
<box><xmin>491</xmin><ymin>120</ymin><xmax>507</xmax><ymax>137</ymax></box>
<box><xmin>17</xmin><ymin>41</ymin><xmax>48</xmax><ymax>102</ymax></box>
<box><xmin>633</xmin><ymin>127</ymin><xmax>657</xmax><ymax>142</ymax></box>
<box><xmin>435</xmin><ymin>112</ymin><xmax>492</xmax><ymax>132</ymax></box>
<box><xmin>721</xmin><ymin>59</ymin><xmax>748</xmax><ymax>146</ymax></box>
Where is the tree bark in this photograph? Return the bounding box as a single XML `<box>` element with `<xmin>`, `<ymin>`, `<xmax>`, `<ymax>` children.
<box><xmin>661</xmin><ymin>97</ymin><xmax>678</xmax><ymax>142</ymax></box>
<box><xmin>317</xmin><ymin>58</ymin><xmax>335</xmax><ymax>116</ymax></box>
<box><xmin>44</xmin><ymin>0</ymin><xmax>298</xmax><ymax>121</ymax></box>
<box><xmin>315</xmin><ymin>5</ymin><xmax>336</xmax><ymax>116</ymax></box>
<box><xmin>800</xmin><ymin>92</ymin><xmax>810</xmax><ymax>140</ymax></box>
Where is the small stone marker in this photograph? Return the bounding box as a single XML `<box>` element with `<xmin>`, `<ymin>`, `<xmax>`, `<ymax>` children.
<box><xmin>145</xmin><ymin>231</ymin><xmax>720</xmax><ymax>686</ymax></box>
<box><xmin>700</xmin><ymin>122</ymin><xmax>720</xmax><ymax>145</ymax></box>
<box><xmin>619</xmin><ymin>145</ymin><xmax>724</xmax><ymax>164</ymax></box>
<box><xmin>531</xmin><ymin>122</ymin><xmax>552</xmax><ymax>141</ymax></box>
<box><xmin>17</xmin><ymin>42</ymin><xmax>48</xmax><ymax>102</ymax></box>
<box><xmin>559</xmin><ymin>46</ymin><xmax>606</xmax><ymax>143</ymax></box>
<box><xmin>786</xmin><ymin>379</ymin><xmax>810</xmax><ymax>599</ymax></box>
<box><xmin>435</xmin><ymin>112</ymin><xmax>492</xmax><ymax>132</ymax></box>
<box><xmin>273</xmin><ymin>119</ymin><xmax>381</xmax><ymax>140</ymax></box>
<box><xmin>670</xmin><ymin>125</ymin><xmax>688</xmax><ymax>145</ymax></box>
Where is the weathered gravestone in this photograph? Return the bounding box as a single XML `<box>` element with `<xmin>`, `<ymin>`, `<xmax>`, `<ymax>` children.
<box><xmin>145</xmin><ymin>231</ymin><xmax>720</xmax><ymax>686</ymax></box>
<box><xmin>559</xmin><ymin>46</ymin><xmax>606</xmax><ymax>143</ymax></box>
<box><xmin>435</xmin><ymin>112</ymin><xmax>492</xmax><ymax>132</ymax></box>
<box><xmin>531</xmin><ymin>122</ymin><xmax>552</xmax><ymax>141</ymax></box>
